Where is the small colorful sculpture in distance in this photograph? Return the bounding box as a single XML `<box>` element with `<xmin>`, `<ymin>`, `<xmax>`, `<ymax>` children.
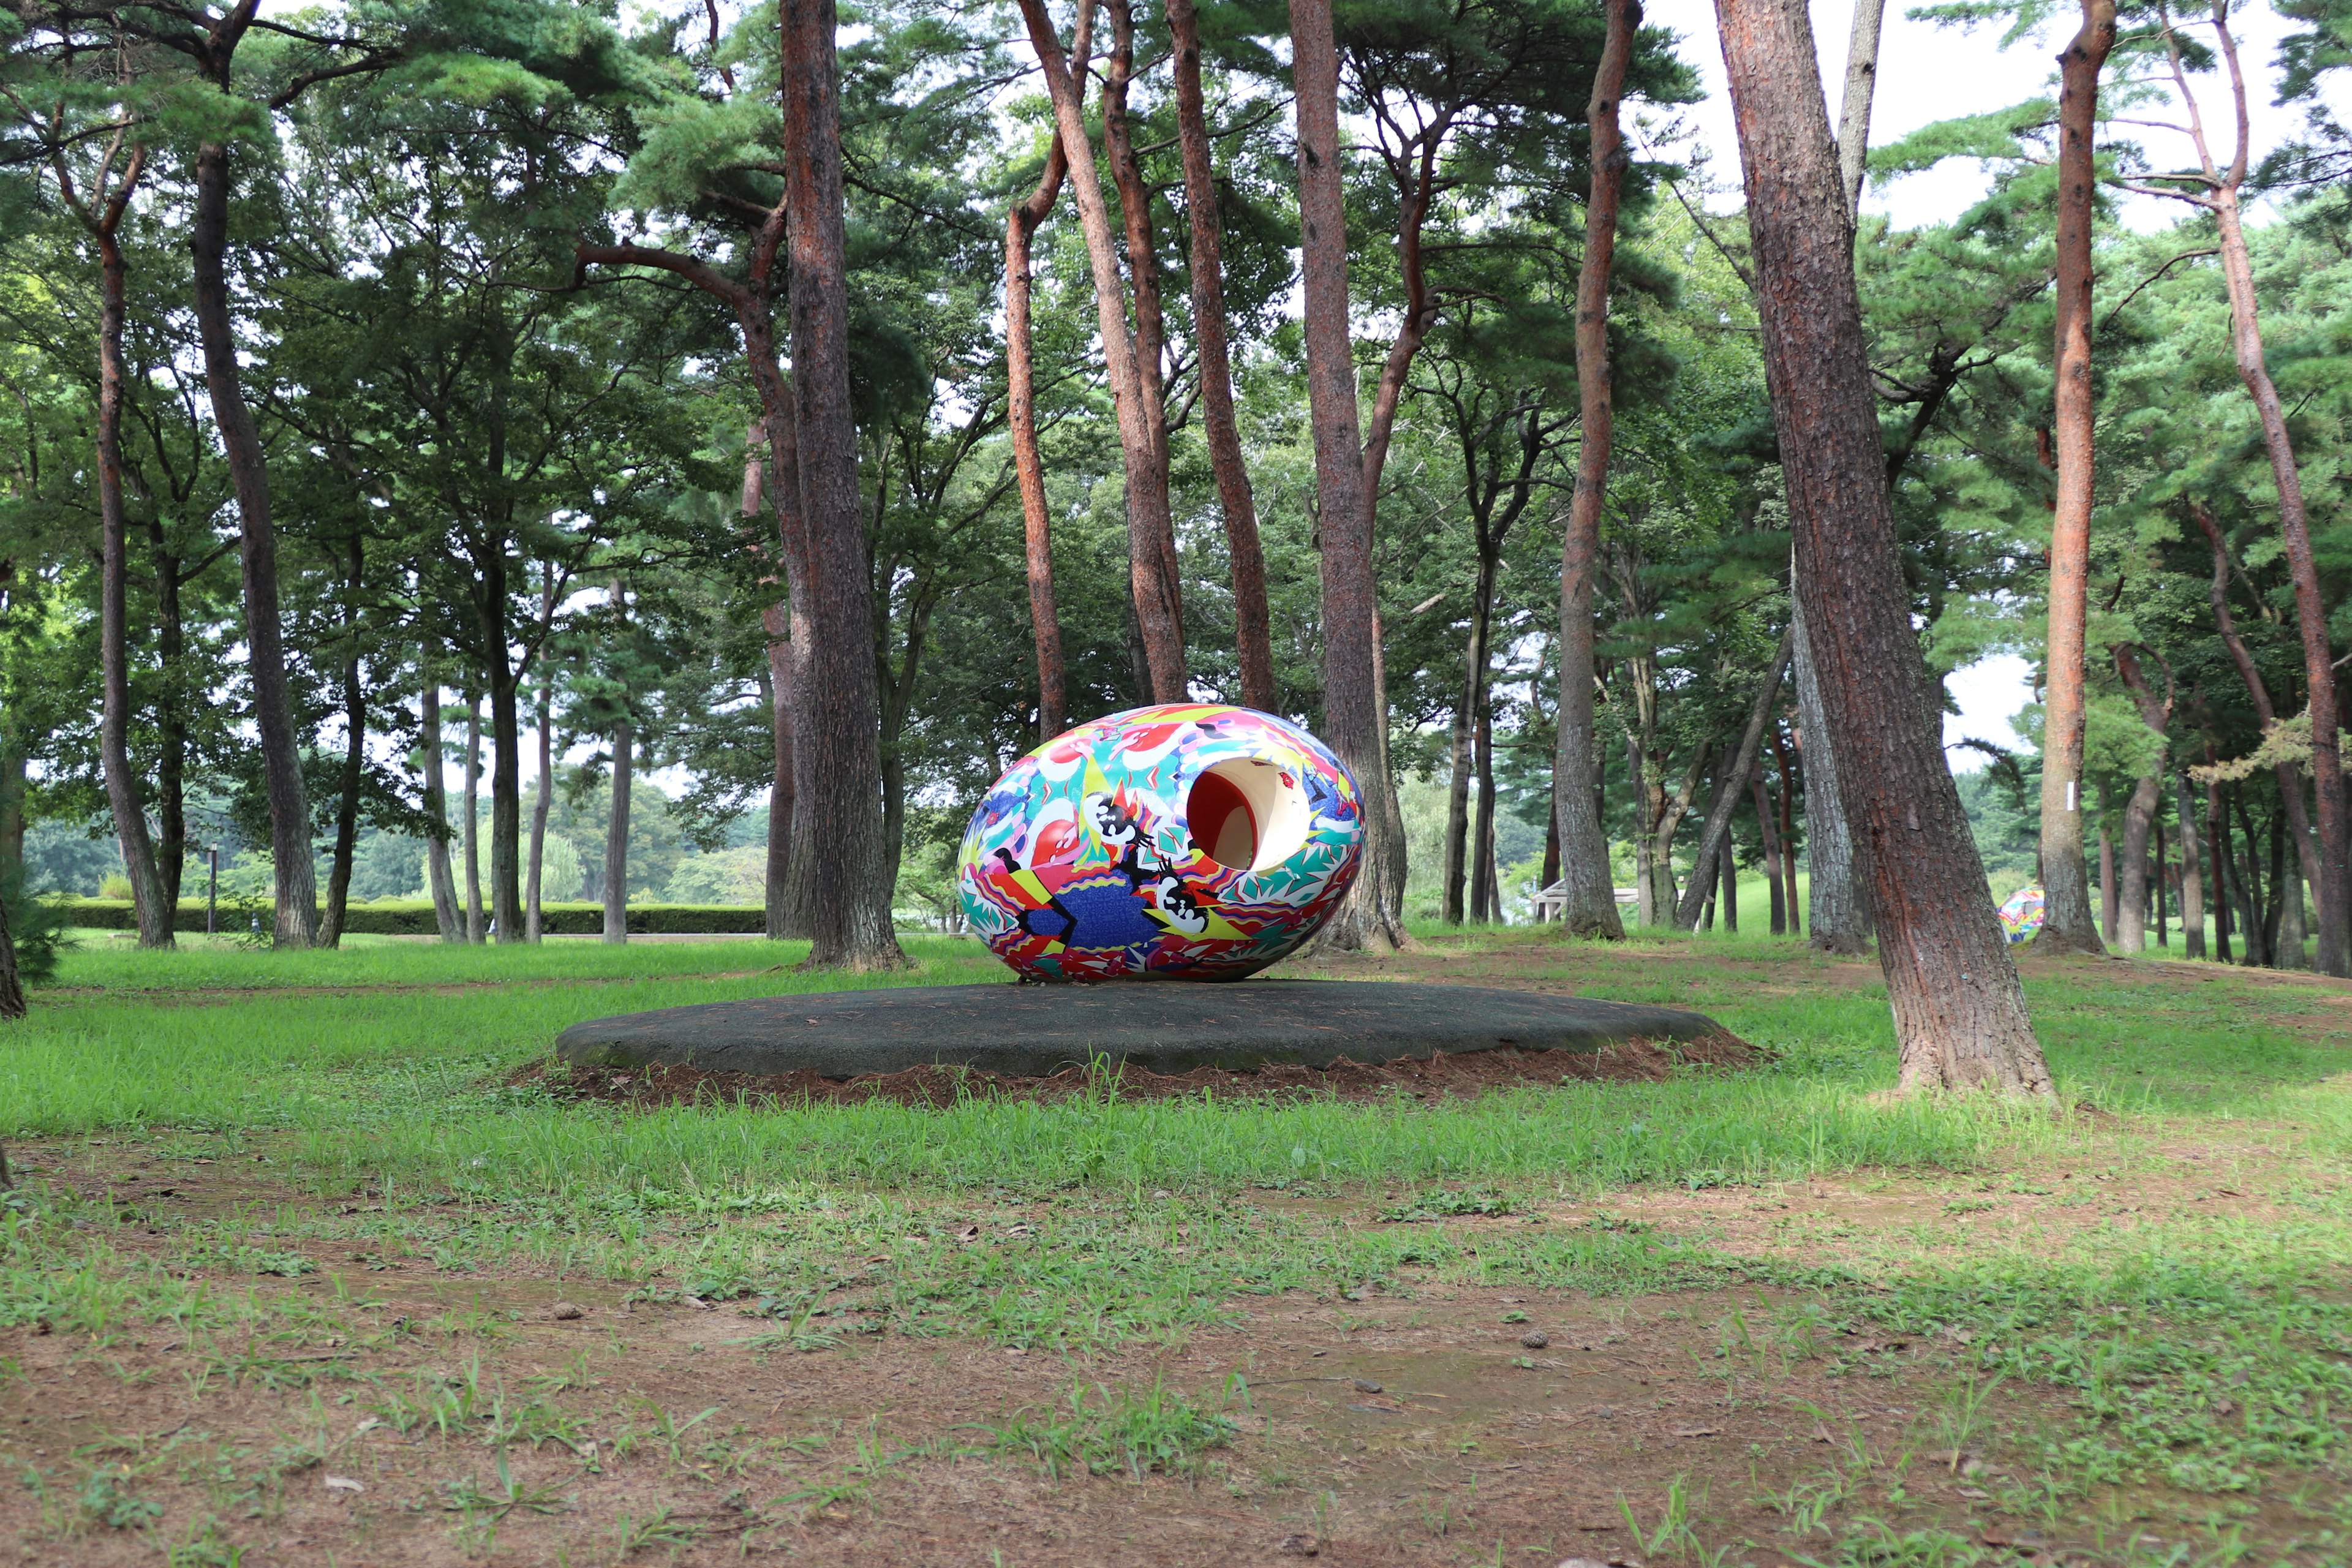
<box><xmin>957</xmin><ymin>704</ymin><xmax>1364</xmax><ymax>981</ymax></box>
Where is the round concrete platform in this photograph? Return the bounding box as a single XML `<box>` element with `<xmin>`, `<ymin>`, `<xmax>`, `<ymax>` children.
<box><xmin>554</xmin><ymin>980</ymin><xmax>1733</xmax><ymax>1079</ymax></box>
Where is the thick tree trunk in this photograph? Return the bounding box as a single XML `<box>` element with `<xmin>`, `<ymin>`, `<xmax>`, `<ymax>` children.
<box><xmin>604</xmin><ymin>719</ymin><xmax>631</xmax><ymax>945</ymax></box>
<box><xmin>1104</xmin><ymin>0</ymin><xmax>1175</xmax><ymax>514</ymax></box>
<box><xmin>420</xmin><ymin>674</ymin><xmax>462</xmax><ymax>942</ymax></box>
<box><xmin>1717</xmin><ymin>0</ymin><xmax>2051</xmax><ymax>1094</ymax></box>
<box><xmin>1720</xmin><ymin>814</ymin><xmax>1739</xmax><ymax>932</ymax></box>
<box><xmin>783</xmin><ymin>0</ymin><xmax>910</xmax><ymax>969</ymax></box>
<box><xmin>1553</xmin><ymin>0</ymin><xmax>1638</xmax><ymax>943</ymax></box>
<box><xmin>463</xmin><ymin>695</ymin><xmax>484</xmax><ymax>943</ymax></box>
<box><xmin>2208</xmin><ymin>772</ymin><xmax>2234</xmax><ymax>962</ymax></box>
<box><xmin>0</xmin><ymin>747</ymin><xmax>24</xmax><ymax>891</ymax></box>
<box><xmin>1005</xmin><ymin>15</ymin><xmax>1091</xmax><ymax>740</ymax></box>
<box><xmin>1290</xmin><ymin>0</ymin><xmax>1404</xmax><ymax>951</ymax></box>
<box><xmin>96</xmin><ymin>206</ymin><xmax>172</xmax><ymax>949</ymax></box>
<box><xmin>2176</xmin><ymin>770</ymin><xmax>2206</xmax><ymax>959</ymax></box>
<box><xmin>2154</xmin><ymin>816</ymin><xmax>2167</xmax><ymax>945</ymax></box>
<box><xmin>2279</xmin><ymin>822</ymin><xmax>2309</xmax><ymax>968</ymax></box>
<box><xmin>487</xmin><ymin>669</ymin><xmax>524</xmax><ymax>945</ymax></box>
<box><xmin>2029</xmin><ymin>0</ymin><xmax>2117</xmax><ymax>957</ymax></box>
<box><xmin>1792</xmin><ymin>592</ymin><xmax>1866</xmax><ymax>952</ymax></box>
<box><xmin>192</xmin><ymin>138</ymin><xmax>315</xmax><ymax>948</ymax></box>
<box><xmin>1014</xmin><ymin>0</ymin><xmax>1186</xmax><ymax>701</ymax></box>
<box><xmin>1167</xmin><ymin>0</ymin><xmax>1275</xmax><ymax>712</ymax></box>
<box><xmin>1676</xmin><ymin>628</ymin><xmax>1794</xmax><ymax>928</ymax></box>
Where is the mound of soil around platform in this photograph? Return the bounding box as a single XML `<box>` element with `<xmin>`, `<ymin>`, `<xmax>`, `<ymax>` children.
<box><xmin>522</xmin><ymin>1029</ymin><xmax>1755</xmax><ymax>1109</ymax></box>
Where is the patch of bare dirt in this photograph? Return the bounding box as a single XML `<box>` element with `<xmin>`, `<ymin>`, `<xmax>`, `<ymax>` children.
<box><xmin>519</xmin><ymin>1031</ymin><xmax>1757</xmax><ymax>1112</ymax></box>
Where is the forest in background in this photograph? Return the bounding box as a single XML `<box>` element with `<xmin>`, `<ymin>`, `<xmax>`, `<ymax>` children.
<box><xmin>1</xmin><ymin>0</ymin><xmax>2348</xmax><ymax>1001</ymax></box>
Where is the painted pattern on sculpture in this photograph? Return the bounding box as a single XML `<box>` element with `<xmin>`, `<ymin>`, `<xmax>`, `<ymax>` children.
<box><xmin>957</xmin><ymin>704</ymin><xmax>1364</xmax><ymax>981</ymax></box>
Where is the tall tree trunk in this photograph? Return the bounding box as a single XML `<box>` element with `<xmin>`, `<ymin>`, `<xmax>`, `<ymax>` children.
<box><xmin>2029</xmin><ymin>0</ymin><xmax>2117</xmax><ymax>957</ymax></box>
<box><xmin>604</xmin><ymin>719</ymin><xmax>631</xmax><ymax>946</ymax></box>
<box><xmin>1773</xmin><ymin>725</ymin><xmax>1801</xmax><ymax>936</ymax></box>
<box><xmin>0</xmin><ymin>747</ymin><xmax>23</xmax><ymax>892</ymax></box>
<box><xmin>1554</xmin><ymin>0</ymin><xmax>1638</xmax><ymax>942</ymax></box>
<box><xmin>487</xmin><ymin>669</ymin><xmax>524</xmax><ymax>945</ymax></box>
<box><xmin>1290</xmin><ymin>0</ymin><xmax>1403</xmax><ymax>951</ymax></box>
<box><xmin>2209</xmin><ymin>771</ymin><xmax>2234</xmax><ymax>963</ymax></box>
<box><xmin>2111</xmin><ymin>643</ymin><xmax>2172</xmax><ymax>955</ymax></box>
<box><xmin>783</xmin><ymin>0</ymin><xmax>910</xmax><ymax>969</ymax></box>
<box><xmin>1717</xmin><ymin>0</ymin><xmax>2051</xmax><ymax>1094</ymax></box>
<box><xmin>94</xmin><ymin>187</ymin><xmax>172</xmax><ymax>949</ymax></box>
<box><xmin>527</xmin><ymin>568</ymin><xmax>553</xmax><ymax>943</ymax></box>
<box><xmin>1015</xmin><ymin>0</ymin><xmax>1186</xmax><ymax>700</ymax></box>
<box><xmin>1471</xmin><ymin>701</ymin><xmax>1498</xmax><ymax>923</ymax></box>
<box><xmin>1676</xmin><ymin>627</ymin><xmax>1794</xmax><ymax>928</ymax></box>
<box><xmin>1647</xmin><ymin>742</ymin><xmax>1709</xmax><ymax>921</ymax></box>
<box><xmin>420</xmin><ymin>673</ymin><xmax>461</xmax><ymax>943</ymax></box>
<box><xmin>2154</xmin><ymin>815</ymin><xmax>2167</xmax><ymax>946</ymax></box>
<box><xmin>149</xmin><ymin>527</ymin><xmax>189</xmax><ymax>913</ymax></box>
<box><xmin>1167</xmin><ymin>0</ymin><xmax>1275</xmax><ymax>712</ymax></box>
<box><xmin>1792</xmin><ymin>593</ymin><xmax>1866</xmax><ymax>952</ymax></box>
<box><xmin>463</xmin><ymin>695</ymin><xmax>484</xmax><ymax>943</ymax></box>
<box><xmin>2098</xmin><ymin>818</ymin><xmax>2117</xmax><ymax>944</ymax></box>
<box><xmin>1834</xmin><ymin>0</ymin><xmax>1887</xmax><ymax>214</ymax></box>
<box><xmin>1755</xmin><ymin>769</ymin><xmax>1785</xmax><ymax>935</ymax></box>
<box><xmin>761</xmin><ymin>601</ymin><xmax>797</xmax><ymax>939</ymax></box>
<box><xmin>1373</xmin><ymin>605</ymin><xmax>1409</xmax><ymax>918</ymax></box>
<box><xmin>1005</xmin><ymin>10</ymin><xmax>1092</xmax><ymax>740</ymax></box>
<box><xmin>2176</xmin><ymin>769</ymin><xmax>2206</xmax><ymax>959</ymax></box>
<box><xmin>2279</xmin><ymin>819</ymin><xmax>2309</xmax><ymax>968</ymax></box>
<box><xmin>2227</xmin><ymin>784</ymin><xmax>2265</xmax><ymax>965</ymax></box>
<box><xmin>192</xmin><ymin>138</ymin><xmax>315</xmax><ymax>948</ymax></box>
<box><xmin>320</xmin><ymin>532</ymin><xmax>365</xmax><ymax>949</ymax></box>
<box><xmin>1720</xmin><ymin>811</ymin><xmax>1739</xmax><ymax>933</ymax></box>
<box><xmin>1104</xmin><ymin>0</ymin><xmax>1176</xmax><ymax>543</ymax></box>
<box><xmin>1442</xmin><ymin>693</ymin><xmax>1472</xmax><ymax>924</ymax></box>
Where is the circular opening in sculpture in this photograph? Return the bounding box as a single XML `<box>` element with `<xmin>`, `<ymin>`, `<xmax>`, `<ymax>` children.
<box><xmin>1188</xmin><ymin>757</ymin><xmax>1306</xmax><ymax>872</ymax></box>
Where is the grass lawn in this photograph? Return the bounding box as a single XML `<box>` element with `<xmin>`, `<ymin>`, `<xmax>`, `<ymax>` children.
<box><xmin>0</xmin><ymin>927</ymin><xmax>2346</xmax><ymax>1566</ymax></box>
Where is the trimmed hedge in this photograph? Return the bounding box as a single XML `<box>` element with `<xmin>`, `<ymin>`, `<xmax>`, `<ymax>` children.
<box><xmin>50</xmin><ymin>898</ymin><xmax>767</xmax><ymax>936</ymax></box>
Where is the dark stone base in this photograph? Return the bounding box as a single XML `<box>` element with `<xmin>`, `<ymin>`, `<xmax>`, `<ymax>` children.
<box><xmin>554</xmin><ymin>980</ymin><xmax>1733</xmax><ymax>1079</ymax></box>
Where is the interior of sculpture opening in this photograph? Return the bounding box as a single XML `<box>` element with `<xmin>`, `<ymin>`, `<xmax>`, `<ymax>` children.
<box><xmin>1186</xmin><ymin>757</ymin><xmax>1306</xmax><ymax>872</ymax></box>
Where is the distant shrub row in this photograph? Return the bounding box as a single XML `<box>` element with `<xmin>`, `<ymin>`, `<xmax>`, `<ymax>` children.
<box><xmin>50</xmin><ymin>898</ymin><xmax>768</xmax><ymax>936</ymax></box>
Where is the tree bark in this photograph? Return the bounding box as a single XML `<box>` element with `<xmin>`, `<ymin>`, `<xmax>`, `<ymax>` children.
<box><xmin>2176</xmin><ymin>769</ymin><xmax>2206</xmax><ymax>959</ymax></box>
<box><xmin>1443</xmin><ymin>687</ymin><xmax>1473</xmax><ymax>925</ymax></box>
<box><xmin>2029</xmin><ymin>0</ymin><xmax>2117</xmax><ymax>957</ymax></box>
<box><xmin>1717</xmin><ymin>0</ymin><xmax>2051</xmax><ymax>1094</ymax></box>
<box><xmin>1471</xmin><ymin>703</ymin><xmax>1499</xmax><ymax>923</ymax></box>
<box><xmin>192</xmin><ymin>135</ymin><xmax>317</xmax><ymax>948</ymax></box>
<box><xmin>420</xmin><ymin>672</ymin><xmax>461</xmax><ymax>942</ymax></box>
<box><xmin>1834</xmin><ymin>0</ymin><xmax>1887</xmax><ymax>215</ymax></box>
<box><xmin>604</xmin><ymin>718</ymin><xmax>631</xmax><ymax>945</ymax></box>
<box><xmin>1167</xmin><ymin>0</ymin><xmax>1275</xmax><ymax>712</ymax></box>
<box><xmin>92</xmin><ymin>154</ymin><xmax>172</xmax><ymax>949</ymax></box>
<box><xmin>462</xmin><ymin>694</ymin><xmax>484</xmax><ymax>943</ymax></box>
<box><xmin>1104</xmin><ymin>0</ymin><xmax>1175</xmax><ymax>513</ymax></box>
<box><xmin>1015</xmin><ymin>0</ymin><xmax>1186</xmax><ymax>701</ymax></box>
<box><xmin>783</xmin><ymin>0</ymin><xmax>910</xmax><ymax>969</ymax></box>
<box><xmin>148</xmin><ymin>525</ymin><xmax>191</xmax><ymax>913</ymax></box>
<box><xmin>1792</xmin><ymin>592</ymin><xmax>1866</xmax><ymax>952</ymax></box>
<box><xmin>1553</xmin><ymin>0</ymin><xmax>1638</xmax><ymax>942</ymax></box>
<box><xmin>1675</xmin><ymin>626</ymin><xmax>1794</xmax><ymax>929</ymax></box>
<box><xmin>1005</xmin><ymin>9</ymin><xmax>1091</xmax><ymax>742</ymax></box>
<box><xmin>1289</xmin><ymin>0</ymin><xmax>1404</xmax><ymax>951</ymax></box>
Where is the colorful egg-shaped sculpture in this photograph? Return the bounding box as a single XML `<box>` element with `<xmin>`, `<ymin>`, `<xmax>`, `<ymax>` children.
<box><xmin>957</xmin><ymin>704</ymin><xmax>1363</xmax><ymax>982</ymax></box>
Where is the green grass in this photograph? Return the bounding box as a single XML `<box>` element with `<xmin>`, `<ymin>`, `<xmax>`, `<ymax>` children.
<box><xmin>9</xmin><ymin>925</ymin><xmax>2352</xmax><ymax>1525</ymax></box>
